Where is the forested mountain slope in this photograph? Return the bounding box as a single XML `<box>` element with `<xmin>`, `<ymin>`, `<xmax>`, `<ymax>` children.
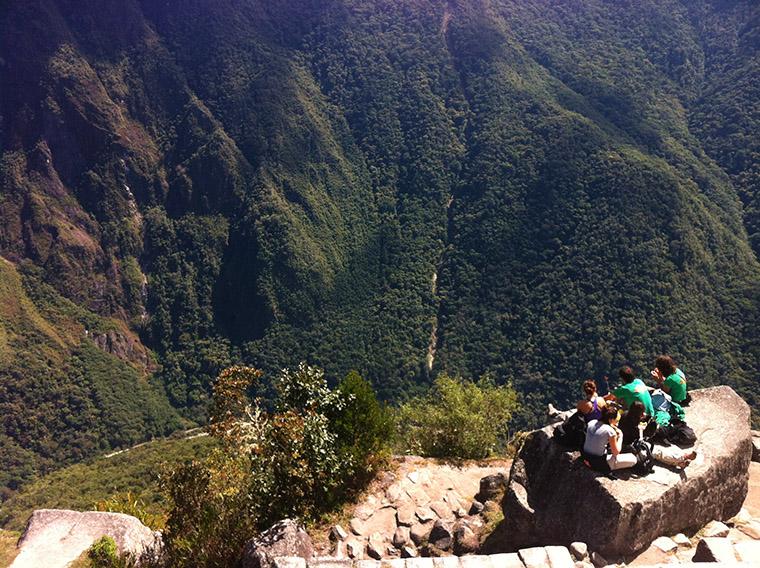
<box><xmin>0</xmin><ymin>0</ymin><xmax>758</xmax><ymax>486</ymax></box>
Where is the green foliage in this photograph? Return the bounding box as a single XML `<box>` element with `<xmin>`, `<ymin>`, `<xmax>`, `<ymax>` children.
<box><xmin>1</xmin><ymin>0</ymin><xmax>760</xmax><ymax>492</ymax></box>
<box><xmin>87</xmin><ymin>536</ymin><xmax>125</xmax><ymax>568</ymax></box>
<box><xmin>161</xmin><ymin>364</ymin><xmax>391</xmax><ymax>567</ymax></box>
<box><xmin>333</xmin><ymin>371</ymin><xmax>394</xmax><ymax>484</ymax></box>
<box><xmin>395</xmin><ymin>375</ymin><xmax>519</xmax><ymax>459</ymax></box>
<box><xmin>0</xmin><ymin>260</ymin><xmax>179</xmax><ymax>495</ymax></box>
<box><xmin>0</xmin><ymin>435</ymin><xmax>214</xmax><ymax>532</ymax></box>
<box><xmin>96</xmin><ymin>493</ymin><xmax>166</xmax><ymax>531</ymax></box>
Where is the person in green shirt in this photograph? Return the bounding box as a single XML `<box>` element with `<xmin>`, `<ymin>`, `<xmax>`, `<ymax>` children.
<box><xmin>651</xmin><ymin>354</ymin><xmax>688</xmax><ymax>404</ymax></box>
<box><xmin>605</xmin><ymin>366</ymin><xmax>655</xmax><ymax>418</ymax></box>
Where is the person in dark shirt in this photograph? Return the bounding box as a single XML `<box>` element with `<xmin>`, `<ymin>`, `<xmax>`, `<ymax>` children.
<box><xmin>619</xmin><ymin>400</ymin><xmax>646</xmax><ymax>449</ymax></box>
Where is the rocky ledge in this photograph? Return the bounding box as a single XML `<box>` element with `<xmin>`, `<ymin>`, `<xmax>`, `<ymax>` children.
<box><xmin>499</xmin><ymin>386</ymin><xmax>752</xmax><ymax>558</ymax></box>
<box><xmin>9</xmin><ymin>509</ymin><xmax>160</xmax><ymax>568</ymax></box>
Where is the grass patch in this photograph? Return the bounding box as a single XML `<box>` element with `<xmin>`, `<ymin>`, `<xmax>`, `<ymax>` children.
<box><xmin>0</xmin><ymin>529</ymin><xmax>20</xmax><ymax>567</ymax></box>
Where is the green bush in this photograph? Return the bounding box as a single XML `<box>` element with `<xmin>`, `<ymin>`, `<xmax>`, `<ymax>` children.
<box><xmin>333</xmin><ymin>371</ymin><xmax>394</xmax><ymax>486</ymax></box>
<box><xmin>87</xmin><ymin>536</ymin><xmax>135</xmax><ymax>568</ymax></box>
<box><xmin>160</xmin><ymin>363</ymin><xmax>391</xmax><ymax>567</ymax></box>
<box><xmin>395</xmin><ymin>375</ymin><xmax>518</xmax><ymax>459</ymax></box>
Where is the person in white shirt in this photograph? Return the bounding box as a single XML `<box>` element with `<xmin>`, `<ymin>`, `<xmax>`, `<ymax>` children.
<box><xmin>583</xmin><ymin>405</ymin><xmax>637</xmax><ymax>472</ymax></box>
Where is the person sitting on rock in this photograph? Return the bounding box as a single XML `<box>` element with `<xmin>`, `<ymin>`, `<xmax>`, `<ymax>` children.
<box><xmin>605</xmin><ymin>366</ymin><xmax>654</xmax><ymax>418</ymax></box>
<box><xmin>651</xmin><ymin>354</ymin><xmax>690</xmax><ymax>405</ymax></box>
<box><xmin>576</xmin><ymin>379</ymin><xmax>607</xmax><ymax>422</ymax></box>
<box><xmin>582</xmin><ymin>404</ymin><xmax>637</xmax><ymax>473</ymax></box>
<box><xmin>619</xmin><ymin>401</ymin><xmax>697</xmax><ymax>469</ymax></box>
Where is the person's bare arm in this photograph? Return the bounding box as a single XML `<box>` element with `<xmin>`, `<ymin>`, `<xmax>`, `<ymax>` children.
<box><xmin>609</xmin><ymin>428</ymin><xmax>623</xmax><ymax>456</ymax></box>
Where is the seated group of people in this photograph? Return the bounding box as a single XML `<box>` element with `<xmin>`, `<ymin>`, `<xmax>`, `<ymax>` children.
<box><xmin>569</xmin><ymin>355</ymin><xmax>697</xmax><ymax>475</ymax></box>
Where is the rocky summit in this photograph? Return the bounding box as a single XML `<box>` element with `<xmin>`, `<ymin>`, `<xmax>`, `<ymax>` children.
<box><xmin>499</xmin><ymin>386</ymin><xmax>752</xmax><ymax>557</ymax></box>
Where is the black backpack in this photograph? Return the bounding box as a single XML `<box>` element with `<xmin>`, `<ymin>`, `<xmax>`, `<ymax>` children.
<box><xmin>553</xmin><ymin>411</ymin><xmax>587</xmax><ymax>451</ymax></box>
<box><xmin>631</xmin><ymin>438</ymin><xmax>655</xmax><ymax>475</ymax></box>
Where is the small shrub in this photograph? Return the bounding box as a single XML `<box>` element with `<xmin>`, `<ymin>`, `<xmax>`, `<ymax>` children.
<box><xmin>95</xmin><ymin>492</ymin><xmax>165</xmax><ymax>530</ymax></box>
<box><xmin>87</xmin><ymin>536</ymin><xmax>135</xmax><ymax>568</ymax></box>
<box><xmin>332</xmin><ymin>371</ymin><xmax>394</xmax><ymax>487</ymax></box>
<box><xmin>395</xmin><ymin>375</ymin><xmax>518</xmax><ymax>459</ymax></box>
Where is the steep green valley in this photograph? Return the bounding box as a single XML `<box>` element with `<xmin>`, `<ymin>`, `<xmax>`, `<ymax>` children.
<box><xmin>0</xmin><ymin>0</ymin><xmax>758</xmax><ymax>492</ymax></box>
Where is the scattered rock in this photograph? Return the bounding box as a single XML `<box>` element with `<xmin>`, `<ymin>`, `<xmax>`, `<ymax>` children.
<box><xmin>518</xmin><ymin>546</ymin><xmax>549</xmax><ymax>568</ymax></box>
<box><xmin>393</xmin><ymin>527</ymin><xmax>410</xmax><ymax>548</ymax></box>
<box><xmin>430</xmin><ymin>500</ymin><xmax>454</xmax><ymax>521</ymax></box>
<box><xmin>10</xmin><ymin>509</ymin><xmax>160</xmax><ymax>568</ymax></box>
<box><xmin>355</xmin><ymin>504</ymin><xmax>375</xmax><ymax>521</ymax></box>
<box><xmin>330</xmin><ymin>525</ymin><xmax>348</xmax><ymax>541</ymax></box>
<box><xmin>454</xmin><ymin>507</ymin><xmax>467</xmax><ymax>518</ymax></box>
<box><xmin>243</xmin><ymin>519</ymin><xmax>314</xmax><ymax>568</ymax></box>
<box><xmin>428</xmin><ymin>520</ymin><xmax>454</xmax><ymax>551</ymax></box>
<box><xmin>453</xmin><ymin>523</ymin><xmax>479</xmax><ymax>555</ymax></box>
<box><xmin>410</xmin><ymin>522</ymin><xmax>433</xmax><ymax>546</ymax></box>
<box><xmin>729</xmin><ymin>507</ymin><xmax>753</xmax><ymax>526</ymax></box>
<box><xmin>738</xmin><ymin>520</ymin><xmax>760</xmax><ymax>539</ymax></box>
<box><xmin>703</xmin><ymin>519</ymin><xmax>730</xmax><ymax>538</ymax></box>
<box><xmin>672</xmin><ymin>533</ymin><xmax>691</xmax><ymax>547</ymax></box>
<box><xmin>349</xmin><ymin>519</ymin><xmax>365</xmax><ymax>536</ymax></box>
<box><xmin>735</xmin><ymin>540</ymin><xmax>760</xmax><ymax>562</ymax></box>
<box><xmin>401</xmin><ymin>545</ymin><xmax>418</xmax><ymax>558</ymax></box>
<box><xmin>386</xmin><ymin>485</ymin><xmax>403</xmax><ymax>502</ymax></box>
<box><xmin>692</xmin><ymin>537</ymin><xmax>737</xmax><ymax>562</ymax></box>
<box><xmin>272</xmin><ymin>557</ymin><xmax>306</xmax><ymax>568</ymax></box>
<box><xmin>651</xmin><ymin>535</ymin><xmax>678</xmax><ymax>553</ymax></box>
<box><xmin>407</xmin><ymin>486</ymin><xmax>432</xmax><ymax>506</ymax></box>
<box><xmin>416</xmin><ymin>506</ymin><xmax>437</xmax><ymax>523</ymax></box>
<box><xmin>477</xmin><ymin>473</ymin><xmax>507</xmax><ymax>502</ymax></box>
<box><xmin>589</xmin><ymin>551</ymin><xmax>607</xmax><ymax>568</ymax></box>
<box><xmin>366</xmin><ymin>533</ymin><xmax>384</xmax><ymax>560</ymax></box>
<box><xmin>500</xmin><ymin>387</ymin><xmax>753</xmax><ymax>557</ymax></box>
<box><xmin>469</xmin><ymin>501</ymin><xmax>485</xmax><ymax>515</ymax></box>
<box><xmin>569</xmin><ymin>542</ymin><xmax>587</xmax><ymax>560</ymax></box>
<box><xmin>346</xmin><ymin>540</ymin><xmax>363</xmax><ymax>559</ymax></box>
<box><xmin>407</xmin><ymin>471</ymin><xmax>420</xmax><ymax>484</ymax></box>
<box><xmin>545</xmin><ymin>545</ymin><xmax>575</xmax><ymax>568</ymax></box>
<box><xmin>397</xmin><ymin>505</ymin><xmax>415</xmax><ymax>527</ymax></box>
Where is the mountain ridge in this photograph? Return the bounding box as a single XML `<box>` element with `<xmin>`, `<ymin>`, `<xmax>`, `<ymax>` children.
<box><xmin>0</xmin><ymin>0</ymin><xmax>758</xmax><ymax>490</ymax></box>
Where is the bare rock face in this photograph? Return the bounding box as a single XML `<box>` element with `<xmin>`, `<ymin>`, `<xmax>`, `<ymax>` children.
<box><xmin>243</xmin><ymin>519</ymin><xmax>314</xmax><ymax>568</ymax></box>
<box><xmin>499</xmin><ymin>386</ymin><xmax>752</xmax><ymax>558</ymax></box>
<box><xmin>10</xmin><ymin>509</ymin><xmax>160</xmax><ymax>568</ymax></box>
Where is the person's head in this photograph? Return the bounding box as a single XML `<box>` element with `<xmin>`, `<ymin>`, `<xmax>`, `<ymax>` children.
<box><xmin>619</xmin><ymin>365</ymin><xmax>635</xmax><ymax>384</ymax></box>
<box><xmin>627</xmin><ymin>400</ymin><xmax>646</xmax><ymax>422</ymax></box>
<box><xmin>582</xmin><ymin>379</ymin><xmax>597</xmax><ymax>398</ymax></box>
<box><xmin>601</xmin><ymin>404</ymin><xmax>620</xmax><ymax>425</ymax></box>
<box><xmin>655</xmin><ymin>355</ymin><xmax>677</xmax><ymax>377</ymax></box>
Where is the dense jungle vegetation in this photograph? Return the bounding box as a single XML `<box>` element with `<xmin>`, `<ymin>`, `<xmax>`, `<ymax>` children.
<box><xmin>0</xmin><ymin>0</ymin><xmax>758</xmax><ymax>492</ymax></box>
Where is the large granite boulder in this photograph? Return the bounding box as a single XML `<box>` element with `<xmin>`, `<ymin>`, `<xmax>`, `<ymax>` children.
<box><xmin>499</xmin><ymin>386</ymin><xmax>752</xmax><ymax>558</ymax></box>
<box><xmin>10</xmin><ymin>509</ymin><xmax>160</xmax><ymax>568</ymax></box>
<box><xmin>243</xmin><ymin>519</ymin><xmax>314</xmax><ymax>568</ymax></box>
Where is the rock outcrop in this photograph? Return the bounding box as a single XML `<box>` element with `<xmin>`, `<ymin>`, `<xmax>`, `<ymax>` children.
<box><xmin>10</xmin><ymin>509</ymin><xmax>160</xmax><ymax>568</ymax></box>
<box><xmin>499</xmin><ymin>386</ymin><xmax>752</xmax><ymax>557</ymax></box>
<box><xmin>243</xmin><ymin>519</ymin><xmax>315</xmax><ymax>568</ymax></box>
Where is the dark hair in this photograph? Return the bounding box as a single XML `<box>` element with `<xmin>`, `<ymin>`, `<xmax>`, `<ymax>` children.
<box><xmin>655</xmin><ymin>355</ymin><xmax>677</xmax><ymax>377</ymax></box>
<box><xmin>582</xmin><ymin>379</ymin><xmax>597</xmax><ymax>396</ymax></box>
<box><xmin>601</xmin><ymin>404</ymin><xmax>619</xmax><ymax>424</ymax></box>
<box><xmin>627</xmin><ymin>400</ymin><xmax>646</xmax><ymax>422</ymax></box>
<box><xmin>619</xmin><ymin>365</ymin><xmax>635</xmax><ymax>383</ymax></box>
